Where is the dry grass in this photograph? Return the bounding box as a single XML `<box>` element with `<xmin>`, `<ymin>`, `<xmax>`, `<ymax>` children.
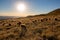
<box><xmin>0</xmin><ymin>9</ymin><xmax>60</xmax><ymax>40</ymax></box>
<box><xmin>0</xmin><ymin>15</ymin><xmax>60</xmax><ymax>40</ymax></box>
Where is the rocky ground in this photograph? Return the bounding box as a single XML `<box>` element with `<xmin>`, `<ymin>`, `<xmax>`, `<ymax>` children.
<box><xmin>0</xmin><ymin>9</ymin><xmax>60</xmax><ymax>40</ymax></box>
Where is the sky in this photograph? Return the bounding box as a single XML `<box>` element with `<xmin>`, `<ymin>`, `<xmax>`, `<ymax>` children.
<box><xmin>0</xmin><ymin>0</ymin><xmax>60</xmax><ymax>16</ymax></box>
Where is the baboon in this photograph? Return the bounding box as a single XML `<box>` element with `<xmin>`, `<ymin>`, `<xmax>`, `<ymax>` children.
<box><xmin>9</xmin><ymin>24</ymin><xmax>11</xmax><ymax>26</ymax></box>
<box><xmin>32</xmin><ymin>20</ymin><xmax>38</xmax><ymax>25</ymax></box>
<box><xmin>33</xmin><ymin>28</ymin><xmax>43</xmax><ymax>34</ymax></box>
<box><xmin>43</xmin><ymin>18</ymin><xmax>48</xmax><ymax>21</ymax></box>
<box><xmin>3</xmin><ymin>23</ymin><xmax>5</xmax><ymax>26</ymax></box>
<box><xmin>47</xmin><ymin>36</ymin><xmax>58</xmax><ymax>40</ymax></box>
<box><xmin>19</xmin><ymin>24</ymin><xmax>27</xmax><ymax>37</ymax></box>
<box><xmin>43</xmin><ymin>35</ymin><xmax>47</xmax><ymax>40</ymax></box>
<box><xmin>41</xmin><ymin>18</ymin><xmax>48</xmax><ymax>22</ymax></box>
<box><xmin>6</xmin><ymin>28</ymin><xmax>11</xmax><ymax>30</ymax></box>
<box><xmin>17</xmin><ymin>22</ymin><xmax>21</xmax><ymax>26</ymax></box>
<box><xmin>0</xmin><ymin>28</ymin><xmax>3</xmax><ymax>31</ymax></box>
<box><xmin>55</xmin><ymin>18</ymin><xmax>60</xmax><ymax>21</ymax></box>
<box><xmin>55</xmin><ymin>18</ymin><xmax>58</xmax><ymax>21</ymax></box>
<box><xmin>5</xmin><ymin>34</ymin><xmax>15</xmax><ymax>40</ymax></box>
<box><xmin>41</xmin><ymin>19</ymin><xmax>43</xmax><ymax>22</ymax></box>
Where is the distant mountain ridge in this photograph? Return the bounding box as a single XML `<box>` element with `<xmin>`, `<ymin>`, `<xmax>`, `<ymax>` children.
<box><xmin>0</xmin><ymin>16</ymin><xmax>20</xmax><ymax>20</ymax></box>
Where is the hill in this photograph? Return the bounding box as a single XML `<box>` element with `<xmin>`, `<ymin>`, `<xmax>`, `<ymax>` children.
<box><xmin>0</xmin><ymin>8</ymin><xmax>60</xmax><ymax>40</ymax></box>
<box><xmin>47</xmin><ymin>8</ymin><xmax>60</xmax><ymax>15</ymax></box>
<box><xmin>27</xmin><ymin>8</ymin><xmax>60</xmax><ymax>17</ymax></box>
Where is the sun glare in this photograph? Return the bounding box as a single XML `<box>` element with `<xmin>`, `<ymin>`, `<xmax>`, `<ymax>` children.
<box><xmin>17</xmin><ymin>3</ymin><xmax>26</xmax><ymax>12</ymax></box>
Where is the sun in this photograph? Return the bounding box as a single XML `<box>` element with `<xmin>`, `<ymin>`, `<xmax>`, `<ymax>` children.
<box><xmin>17</xmin><ymin>3</ymin><xmax>26</xmax><ymax>12</ymax></box>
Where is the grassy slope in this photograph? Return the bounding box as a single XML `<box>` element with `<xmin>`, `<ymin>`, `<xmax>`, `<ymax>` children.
<box><xmin>0</xmin><ymin>9</ymin><xmax>60</xmax><ymax>40</ymax></box>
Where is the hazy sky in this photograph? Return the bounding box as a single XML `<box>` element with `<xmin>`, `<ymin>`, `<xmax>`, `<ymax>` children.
<box><xmin>0</xmin><ymin>0</ymin><xmax>60</xmax><ymax>16</ymax></box>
